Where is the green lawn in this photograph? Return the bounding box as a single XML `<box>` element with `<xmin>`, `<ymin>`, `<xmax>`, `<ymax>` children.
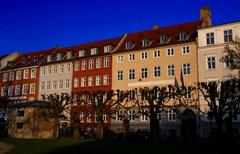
<box><xmin>0</xmin><ymin>138</ymin><xmax>238</xmax><ymax>154</ymax></box>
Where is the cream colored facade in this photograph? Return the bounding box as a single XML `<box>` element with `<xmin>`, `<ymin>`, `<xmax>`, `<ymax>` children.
<box><xmin>112</xmin><ymin>43</ymin><xmax>198</xmax><ymax>90</ymax></box>
<box><xmin>198</xmin><ymin>21</ymin><xmax>240</xmax><ymax>82</ymax></box>
<box><xmin>0</xmin><ymin>52</ymin><xmax>19</xmax><ymax>69</ymax></box>
<box><xmin>38</xmin><ymin>62</ymin><xmax>73</xmax><ymax>99</ymax></box>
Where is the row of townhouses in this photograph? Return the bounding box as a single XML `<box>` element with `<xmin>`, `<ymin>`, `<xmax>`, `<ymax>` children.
<box><xmin>1</xmin><ymin>6</ymin><xmax>240</xmax><ymax>139</ymax></box>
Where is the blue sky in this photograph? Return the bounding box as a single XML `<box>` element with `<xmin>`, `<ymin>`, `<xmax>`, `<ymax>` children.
<box><xmin>0</xmin><ymin>0</ymin><xmax>239</xmax><ymax>55</ymax></box>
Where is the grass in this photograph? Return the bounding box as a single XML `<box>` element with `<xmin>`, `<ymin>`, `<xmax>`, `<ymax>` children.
<box><xmin>0</xmin><ymin>138</ymin><xmax>238</xmax><ymax>154</ymax></box>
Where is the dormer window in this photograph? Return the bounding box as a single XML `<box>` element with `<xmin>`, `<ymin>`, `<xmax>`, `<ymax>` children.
<box><xmin>47</xmin><ymin>55</ymin><xmax>52</xmax><ymax>62</ymax></box>
<box><xmin>125</xmin><ymin>41</ymin><xmax>133</xmax><ymax>49</ymax></box>
<box><xmin>179</xmin><ymin>32</ymin><xmax>189</xmax><ymax>41</ymax></box>
<box><xmin>79</xmin><ymin>50</ymin><xmax>86</xmax><ymax>57</ymax></box>
<box><xmin>57</xmin><ymin>53</ymin><xmax>63</xmax><ymax>61</ymax></box>
<box><xmin>22</xmin><ymin>58</ymin><xmax>28</xmax><ymax>65</ymax></box>
<box><xmin>91</xmin><ymin>48</ymin><xmax>99</xmax><ymax>55</ymax></box>
<box><xmin>104</xmin><ymin>45</ymin><xmax>113</xmax><ymax>53</ymax></box>
<box><xmin>67</xmin><ymin>51</ymin><xmax>73</xmax><ymax>59</ymax></box>
<box><xmin>160</xmin><ymin>35</ymin><xmax>169</xmax><ymax>44</ymax></box>
<box><xmin>142</xmin><ymin>39</ymin><xmax>151</xmax><ymax>47</ymax></box>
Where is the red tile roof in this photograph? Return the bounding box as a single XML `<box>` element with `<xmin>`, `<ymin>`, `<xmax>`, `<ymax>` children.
<box><xmin>114</xmin><ymin>20</ymin><xmax>201</xmax><ymax>53</ymax></box>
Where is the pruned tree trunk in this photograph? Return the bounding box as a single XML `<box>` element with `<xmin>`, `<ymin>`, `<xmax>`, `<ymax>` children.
<box><xmin>150</xmin><ymin>110</ymin><xmax>159</xmax><ymax>142</ymax></box>
<box><xmin>52</xmin><ymin>119</ymin><xmax>59</xmax><ymax>139</ymax></box>
<box><xmin>96</xmin><ymin>121</ymin><xmax>104</xmax><ymax>140</ymax></box>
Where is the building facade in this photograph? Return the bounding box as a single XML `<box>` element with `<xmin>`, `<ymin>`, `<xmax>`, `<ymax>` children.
<box><xmin>197</xmin><ymin>21</ymin><xmax>240</xmax><ymax>137</ymax></box>
<box><xmin>111</xmin><ymin>21</ymin><xmax>201</xmax><ymax>138</ymax></box>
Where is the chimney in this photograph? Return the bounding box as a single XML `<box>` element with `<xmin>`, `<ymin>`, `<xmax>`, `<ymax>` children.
<box><xmin>152</xmin><ymin>24</ymin><xmax>159</xmax><ymax>30</ymax></box>
<box><xmin>200</xmin><ymin>5</ymin><xmax>212</xmax><ymax>27</ymax></box>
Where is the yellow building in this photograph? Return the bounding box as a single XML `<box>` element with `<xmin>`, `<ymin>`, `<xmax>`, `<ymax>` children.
<box><xmin>111</xmin><ymin>20</ymin><xmax>202</xmax><ymax>137</ymax></box>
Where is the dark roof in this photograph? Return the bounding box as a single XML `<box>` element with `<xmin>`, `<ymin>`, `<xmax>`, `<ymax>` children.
<box><xmin>114</xmin><ymin>20</ymin><xmax>201</xmax><ymax>53</ymax></box>
<box><xmin>10</xmin><ymin>100</ymin><xmax>46</xmax><ymax>108</ymax></box>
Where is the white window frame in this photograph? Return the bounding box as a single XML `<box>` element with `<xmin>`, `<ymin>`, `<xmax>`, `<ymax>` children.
<box><xmin>74</xmin><ymin>78</ymin><xmax>79</xmax><ymax>88</ymax></box>
<box><xmin>182</xmin><ymin>46</ymin><xmax>190</xmax><ymax>54</ymax></box>
<box><xmin>154</xmin><ymin>66</ymin><xmax>161</xmax><ymax>78</ymax></box>
<box><xmin>153</xmin><ymin>50</ymin><xmax>160</xmax><ymax>58</ymax></box>
<box><xmin>81</xmin><ymin>77</ymin><xmax>87</xmax><ymax>87</ymax></box>
<box><xmin>9</xmin><ymin>72</ymin><xmax>15</xmax><ymax>81</ymax></box>
<box><xmin>96</xmin><ymin>58</ymin><xmax>101</xmax><ymax>69</ymax></box>
<box><xmin>117</xmin><ymin>55</ymin><xmax>123</xmax><ymax>63</ymax></box>
<box><xmin>206</xmin><ymin>32</ymin><xmax>215</xmax><ymax>45</ymax></box>
<box><xmin>2</xmin><ymin>73</ymin><xmax>8</xmax><ymax>82</ymax></box>
<box><xmin>117</xmin><ymin>70</ymin><xmax>123</xmax><ymax>80</ymax></box>
<box><xmin>89</xmin><ymin>59</ymin><xmax>94</xmax><ymax>69</ymax></box>
<box><xmin>81</xmin><ymin>60</ymin><xmax>87</xmax><ymax>70</ymax></box>
<box><xmin>22</xmin><ymin>84</ymin><xmax>28</xmax><ymax>95</ymax></box>
<box><xmin>141</xmin><ymin>68</ymin><xmax>148</xmax><ymax>79</ymax></box>
<box><xmin>16</xmin><ymin>71</ymin><xmax>21</xmax><ymax>80</ymax></box>
<box><xmin>53</xmin><ymin>81</ymin><xmax>57</xmax><ymax>90</ymax></box>
<box><xmin>129</xmin><ymin>53</ymin><xmax>135</xmax><ymax>61</ymax></box>
<box><xmin>41</xmin><ymin>82</ymin><xmax>45</xmax><ymax>90</ymax></box>
<box><xmin>8</xmin><ymin>86</ymin><xmax>13</xmax><ymax>96</ymax></box>
<box><xmin>224</xmin><ymin>29</ymin><xmax>233</xmax><ymax>43</ymax></box>
<box><xmin>59</xmin><ymin>80</ymin><xmax>63</xmax><ymax>89</ymax></box>
<box><xmin>23</xmin><ymin>69</ymin><xmax>29</xmax><ymax>79</ymax></box>
<box><xmin>74</xmin><ymin>61</ymin><xmax>80</xmax><ymax>71</ymax></box>
<box><xmin>167</xmin><ymin>48</ymin><xmax>174</xmax><ymax>56</ymax></box>
<box><xmin>31</xmin><ymin>68</ymin><xmax>36</xmax><ymax>78</ymax></box>
<box><xmin>30</xmin><ymin>83</ymin><xmax>36</xmax><ymax>94</ymax></box>
<box><xmin>206</xmin><ymin>55</ymin><xmax>216</xmax><ymax>70</ymax></box>
<box><xmin>66</xmin><ymin>79</ymin><xmax>70</xmax><ymax>89</ymax></box>
<box><xmin>96</xmin><ymin>75</ymin><xmax>101</xmax><ymax>86</ymax></box>
<box><xmin>103</xmin><ymin>57</ymin><xmax>109</xmax><ymax>68</ymax></box>
<box><xmin>15</xmin><ymin>85</ymin><xmax>21</xmax><ymax>96</ymax></box>
<box><xmin>183</xmin><ymin>63</ymin><xmax>191</xmax><ymax>75</ymax></box>
<box><xmin>141</xmin><ymin>52</ymin><xmax>147</xmax><ymax>60</ymax></box>
<box><xmin>103</xmin><ymin>74</ymin><xmax>109</xmax><ymax>85</ymax></box>
<box><xmin>88</xmin><ymin>76</ymin><xmax>94</xmax><ymax>87</ymax></box>
<box><xmin>168</xmin><ymin>109</ymin><xmax>176</xmax><ymax>121</ymax></box>
<box><xmin>168</xmin><ymin>65</ymin><xmax>175</xmax><ymax>76</ymax></box>
<box><xmin>129</xmin><ymin>69</ymin><xmax>135</xmax><ymax>80</ymax></box>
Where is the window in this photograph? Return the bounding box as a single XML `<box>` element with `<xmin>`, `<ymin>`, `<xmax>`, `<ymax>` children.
<box><xmin>168</xmin><ymin>65</ymin><xmax>175</xmax><ymax>76</ymax></box>
<box><xmin>42</xmin><ymin>67</ymin><xmax>46</xmax><ymax>75</ymax></box>
<box><xmin>160</xmin><ymin>35</ymin><xmax>169</xmax><ymax>44</ymax></box>
<box><xmin>79</xmin><ymin>112</ymin><xmax>84</xmax><ymax>122</ymax></box>
<box><xmin>2</xmin><ymin>73</ymin><xmax>7</xmax><ymax>82</ymax></box>
<box><xmin>179</xmin><ymin>32</ymin><xmax>188</xmax><ymax>41</ymax></box>
<box><xmin>129</xmin><ymin>54</ymin><xmax>135</xmax><ymax>61</ymax></box>
<box><xmin>117</xmin><ymin>70</ymin><xmax>123</xmax><ymax>80</ymax></box>
<box><xmin>142</xmin><ymin>39</ymin><xmax>151</xmax><ymax>47</ymax></box>
<box><xmin>81</xmin><ymin>77</ymin><xmax>86</xmax><ymax>87</ymax></box>
<box><xmin>154</xmin><ymin>66</ymin><xmax>161</xmax><ymax>77</ymax></box>
<box><xmin>167</xmin><ymin>48</ymin><xmax>174</xmax><ymax>56</ymax></box>
<box><xmin>89</xmin><ymin>59</ymin><xmax>94</xmax><ymax>69</ymax></box>
<box><xmin>168</xmin><ymin>109</ymin><xmax>176</xmax><ymax>121</ymax></box>
<box><xmin>59</xmin><ymin>80</ymin><xmax>63</xmax><ymax>89</ymax></box>
<box><xmin>157</xmin><ymin>113</ymin><xmax>161</xmax><ymax>120</ymax></box>
<box><xmin>88</xmin><ymin>76</ymin><xmax>94</xmax><ymax>87</ymax></box>
<box><xmin>1</xmin><ymin>87</ymin><xmax>6</xmax><ymax>96</ymax></box>
<box><xmin>103</xmin><ymin>57</ymin><xmax>109</xmax><ymax>68</ymax></box>
<box><xmin>53</xmin><ymin>81</ymin><xmax>57</xmax><ymax>89</ymax></box>
<box><xmin>16</xmin><ymin>122</ymin><xmax>24</xmax><ymax>129</ymax></box>
<box><xmin>17</xmin><ymin>111</ymin><xmax>24</xmax><ymax>117</ymax></box>
<box><xmin>67</xmin><ymin>51</ymin><xmax>72</xmax><ymax>59</ymax></box>
<box><xmin>47</xmin><ymin>55</ymin><xmax>52</xmax><ymax>62</ymax></box>
<box><xmin>103</xmin><ymin>75</ymin><xmax>109</xmax><ymax>85</ymax></box>
<box><xmin>141</xmin><ymin>68</ymin><xmax>148</xmax><ymax>79</ymax></box>
<box><xmin>74</xmin><ymin>61</ymin><xmax>80</xmax><ymax>71</ymax></box>
<box><xmin>30</xmin><ymin>83</ymin><xmax>36</xmax><ymax>94</ymax></box>
<box><xmin>96</xmin><ymin>76</ymin><xmax>101</xmax><ymax>86</ymax></box>
<box><xmin>66</xmin><ymin>63</ymin><xmax>71</xmax><ymax>72</ymax></box>
<box><xmin>186</xmin><ymin>86</ymin><xmax>191</xmax><ymax>99</ymax></box>
<box><xmin>48</xmin><ymin>66</ymin><xmax>52</xmax><ymax>74</ymax></box>
<box><xmin>23</xmin><ymin>69</ymin><xmax>29</xmax><ymax>79</ymax></box>
<box><xmin>128</xmin><ymin>110</ymin><xmax>135</xmax><ymax>121</ymax></box>
<box><xmin>16</xmin><ymin>71</ymin><xmax>21</xmax><ymax>80</ymax></box>
<box><xmin>74</xmin><ymin>78</ymin><xmax>79</xmax><ymax>88</ymax></box>
<box><xmin>154</xmin><ymin>50</ymin><xmax>160</xmax><ymax>58</ymax></box>
<box><xmin>96</xmin><ymin>58</ymin><xmax>101</xmax><ymax>68</ymax></box>
<box><xmin>87</xmin><ymin>114</ymin><xmax>92</xmax><ymax>123</ymax></box>
<box><xmin>224</xmin><ymin>29</ymin><xmax>233</xmax><ymax>43</ymax></box>
<box><xmin>207</xmin><ymin>56</ymin><xmax>216</xmax><ymax>70</ymax></box>
<box><xmin>41</xmin><ymin>82</ymin><xmax>45</xmax><ymax>90</ymax></box>
<box><xmin>224</xmin><ymin>55</ymin><xmax>233</xmax><ymax>68</ymax></box>
<box><xmin>66</xmin><ymin>79</ymin><xmax>70</xmax><ymax>88</ymax></box>
<box><xmin>182</xmin><ymin>46</ymin><xmax>190</xmax><ymax>54</ymax></box>
<box><xmin>206</xmin><ymin>32</ymin><xmax>215</xmax><ymax>45</ymax></box>
<box><xmin>91</xmin><ymin>48</ymin><xmax>98</xmax><ymax>55</ymax></box>
<box><xmin>104</xmin><ymin>45</ymin><xmax>113</xmax><ymax>53</ymax></box>
<box><xmin>60</xmin><ymin>64</ymin><xmax>64</xmax><ymax>73</ymax></box>
<box><xmin>116</xmin><ymin>111</ymin><xmax>123</xmax><ymax>122</ymax></box>
<box><xmin>141</xmin><ymin>109</ymin><xmax>148</xmax><ymax>121</ymax></box>
<box><xmin>129</xmin><ymin>69</ymin><xmax>135</xmax><ymax>80</ymax></box>
<box><xmin>141</xmin><ymin>52</ymin><xmax>147</xmax><ymax>59</ymax></box>
<box><xmin>81</xmin><ymin>60</ymin><xmax>87</xmax><ymax>70</ymax></box>
<box><xmin>57</xmin><ymin>53</ymin><xmax>63</xmax><ymax>60</ymax></box>
<box><xmin>183</xmin><ymin>63</ymin><xmax>191</xmax><ymax>75</ymax></box>
<box><xmin>129</xmin><ymin>90</ymin><xmax>136</xmax><ymax>100</ymax></box>
<box><xmin>103</xmin><ymin>114</ymin><xmax>107</xmax><ymax>123</ymax></box>
<box><xmin>79</xmin><ymin>50</ymin><xmax>86</xmax><ymax>57</ymax></box>
<box><xmin>125</xmin><ymin>41</ymin><xmax>133</xmax><ymax>49</ymax></box>
<box><xmin>53</xmin><ymin>65</ymin><xmax>58</xmax><ymax>73</ymax></box>
<box><xmin>117</xmin><ymin>55</ymin><xmax>123</xmax><ymax>62</ymax></box>
<box><xmin>31</xmin><ymin>68</ymin><xmax>36</xmax><ymax>78</ymax></box>
<box><xmin>47</xmin><ymin>81</ymin><xmax>51</xmax><ymax>90</ymax></box>
<box><xmin>8</xmin><ymin>86</ymin><xmax>13</xmax><ymax>96</ymax></box>
<box><xmin>15</xmin><ymin>85</ymin><xmax>21</xmax><ymax>96</ymax></box>
<box><xmin>9</xmin><ymin>72</ymin><xmax>14</xmax><ymax>81</ymax></box>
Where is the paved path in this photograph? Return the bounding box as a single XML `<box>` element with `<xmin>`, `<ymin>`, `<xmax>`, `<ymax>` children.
<box><xmin>0</xmin><ymin>142</ymin><xmax>13</xmax><ymax>154</ymax></box>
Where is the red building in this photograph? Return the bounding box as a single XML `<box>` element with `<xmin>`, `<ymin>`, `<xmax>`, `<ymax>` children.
<box><xmin>70</xmin><ymin>37</ymin><xmax>122</xmax><ymax>133</ymax></box>
<box><xmin>0</xmin><ymin>50</ymin><xmax>50</xmax><ymax>102</ymax></box>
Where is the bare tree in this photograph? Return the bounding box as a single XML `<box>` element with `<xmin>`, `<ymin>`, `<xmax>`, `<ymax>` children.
<box><xmin>41</xmin><ymin>93</ymin><xmax>73</xmax><ymax>139</ymax></box>
<box><xmin>198</xmin><ymin>79</ymin><xmax>240</xmax><ymax>143</ymax></box>
<box><xmin>135</xmin><ymin>86</ymin><xmax>172</xmax><ymax>142</ymax></box>
<box><xmin>75</xmin><ymin>90</ymin><xmax>129</xmax><ymax>141</ymax></box>
<box><xmin>221</xmin><ymin>40</ymin><xmax>240</xmax><ymax>75</ymax></box>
